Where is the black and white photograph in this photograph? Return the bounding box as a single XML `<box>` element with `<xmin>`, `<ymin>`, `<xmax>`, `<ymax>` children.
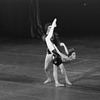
<box><xmin>0</xmin><ymin>0</ymin><xmax>100</xmax><ymax>100</ymax></box>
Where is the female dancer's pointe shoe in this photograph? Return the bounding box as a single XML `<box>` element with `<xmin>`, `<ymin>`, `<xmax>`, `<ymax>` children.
<box><xmin>55</xmin><ymin>83</ymin><xmax>64</xmax><ymax>87</ymax></box>
<box><xmin>44</xmin><ymin>78</ymin><xmax>51</xmax><ymax>84</ymax></box>
<box><xmin>66</xmin><ymin>81</ymin><xmax>72</xmax><ymax>85</ymax></box>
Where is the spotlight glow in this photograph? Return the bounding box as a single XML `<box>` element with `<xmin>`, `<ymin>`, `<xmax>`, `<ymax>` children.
<box><xmin>84</xmin><ymin>3</ymin><xmax>86</xmax><ymax>6</ymax></box>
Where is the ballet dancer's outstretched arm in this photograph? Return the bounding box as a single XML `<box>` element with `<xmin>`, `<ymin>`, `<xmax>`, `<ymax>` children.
<box><xmin>60</xmin><ymin>43</ymin><xmax>76</xmax><ymax>61</ymax></box>
<box><xmin>53</xmin><ymin>44</ymin><xmax>69</xmax><ymax>61</ymax></box>
<box><xmin>60</xmin><ymin>42</ymin><xmax>69</xmax><ymax>55</ymax></box>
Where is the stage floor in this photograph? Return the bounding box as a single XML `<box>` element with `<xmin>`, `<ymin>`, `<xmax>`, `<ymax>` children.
<box><xmin>0</xmin><ymin>38</ymin><xmax>100</xmax><ymax>100</ymax></box>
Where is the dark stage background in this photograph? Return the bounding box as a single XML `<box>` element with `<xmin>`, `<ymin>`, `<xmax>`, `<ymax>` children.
<box><xmin>0</xmin><ymin>0</ymin><xmax>100</xmax><ymax>39</ymax></box>
<box><xmin>0</xmin><ymin>0</ymin><xmax>31</xmax><ymax>38</ymax></box>
<box><xmin>39</xmin><ymin>0</ymin><xmax>100</xmax><ymax>38</ymax></box>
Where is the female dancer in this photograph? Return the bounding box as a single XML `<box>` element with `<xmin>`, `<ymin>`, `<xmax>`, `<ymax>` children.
<box><xmin>44</xmin><ymin>18</ymin><xmax>72</xmax><ymax>87</ymax></box>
